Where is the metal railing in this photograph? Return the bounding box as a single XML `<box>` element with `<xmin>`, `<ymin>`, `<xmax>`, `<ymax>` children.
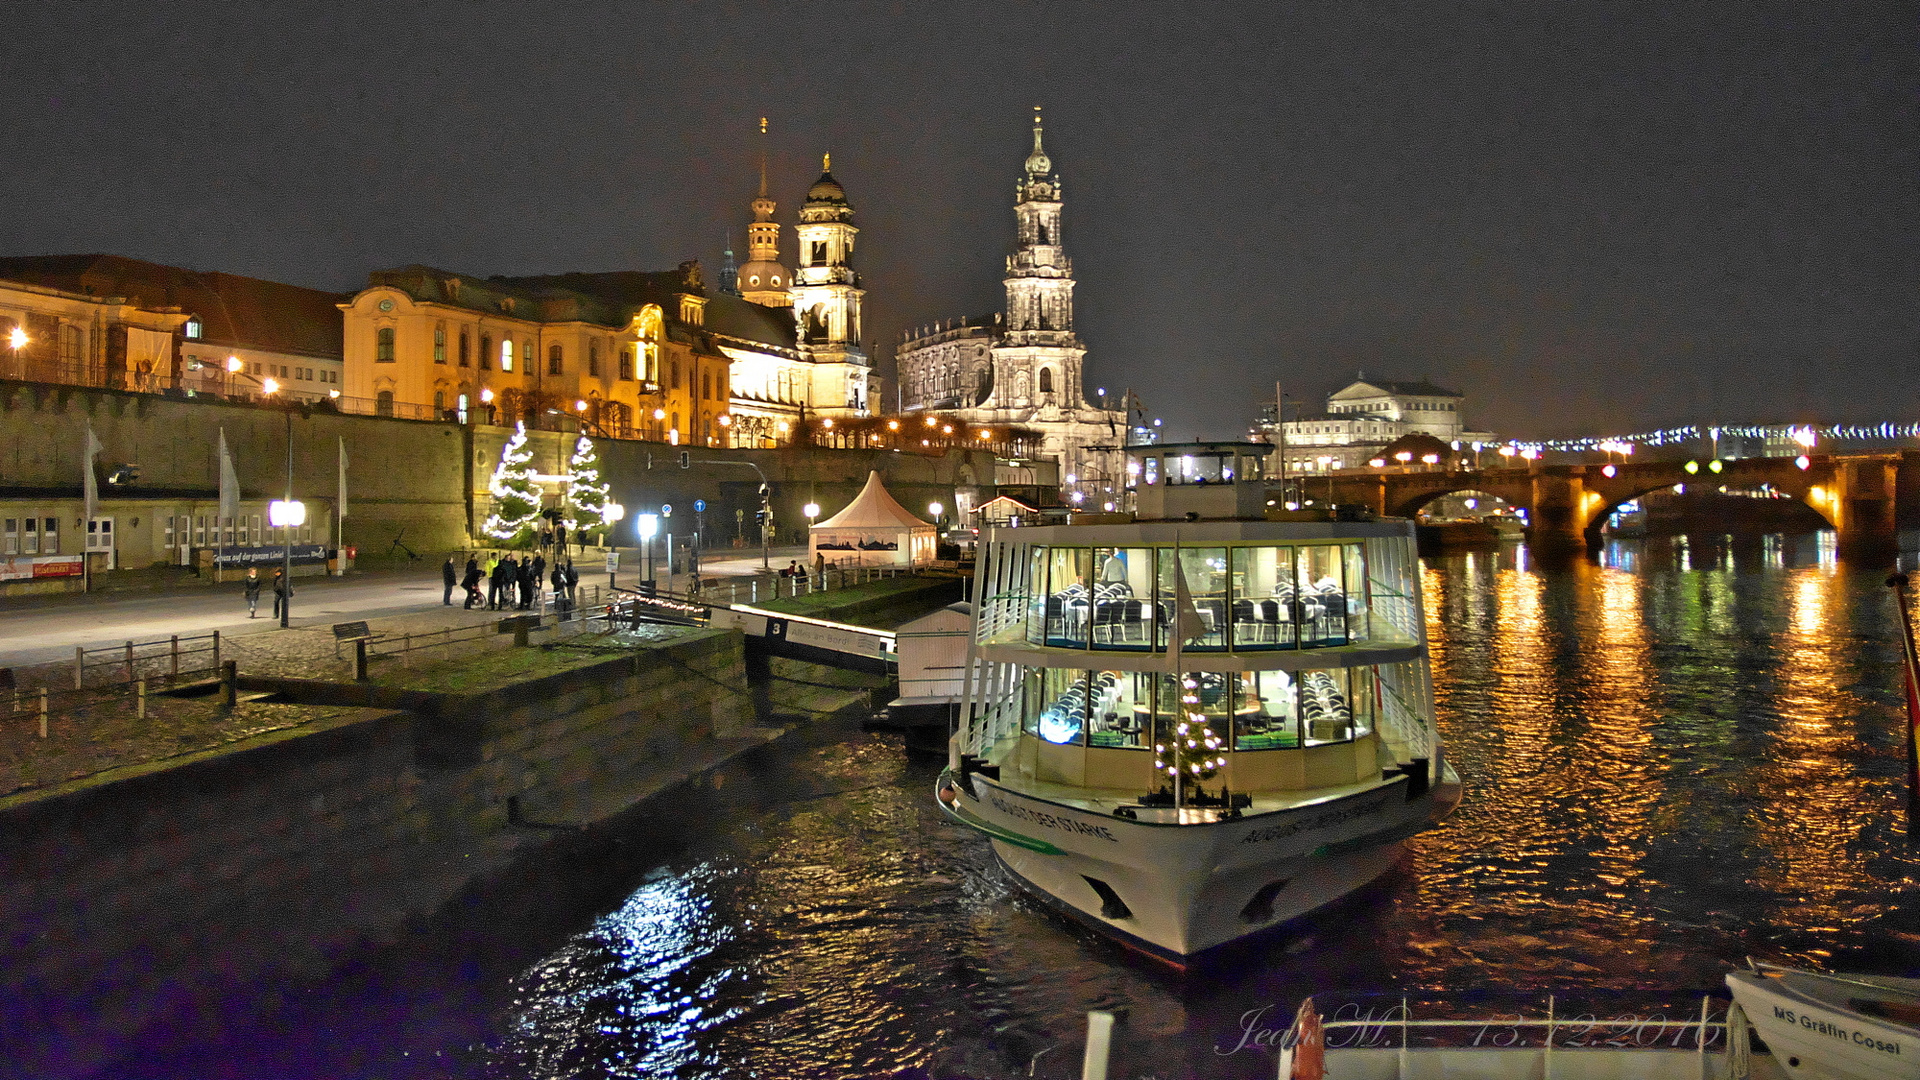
<box><xmin>72</xmin><ymin>632</ymin><xmax>220</xmax><ymax>689</ymax></box>
<box><xmin>695</xmin><ymin>565</ymin><xmax>911</xmax><ymax>607</ymax></box>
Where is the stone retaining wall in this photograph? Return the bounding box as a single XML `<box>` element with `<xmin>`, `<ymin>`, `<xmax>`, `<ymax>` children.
<box><xmin>0</xmin><ymin>630</ymin><xmax>753</xmax><ymax>1079</ymax></box>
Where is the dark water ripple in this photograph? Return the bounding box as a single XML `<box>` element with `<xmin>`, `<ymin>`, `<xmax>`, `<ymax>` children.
<box><xmin>117</xmin><ymin>536</ymin><xmax>1920</xmax><ymax>1079</ymax></box>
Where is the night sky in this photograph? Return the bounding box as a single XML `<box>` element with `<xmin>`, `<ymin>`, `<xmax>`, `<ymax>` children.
<box><xmin>1</xmin><ymin>2</ymin><xmax>1911</xmax><ymax>440</ymax></box>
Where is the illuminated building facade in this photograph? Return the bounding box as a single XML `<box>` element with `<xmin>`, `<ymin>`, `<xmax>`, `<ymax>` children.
<box><xmin>1256</xmin><ymin>377</ymin><xmax>1496</xmax><ymax>473</ymax></box>
<box><xmin>340</xmin><ymin>262</ymin><xmax>733</xmax><ymax>445</ymax></box>
<box><xmin>0</xmin><ymin>254</ymin><xmax>343</xmax><ymax>402</ymax></box>
<box><xmin>895</xmin><ymin>110</ymin><xmax>1127</xmax><ymax>502</ymax></box>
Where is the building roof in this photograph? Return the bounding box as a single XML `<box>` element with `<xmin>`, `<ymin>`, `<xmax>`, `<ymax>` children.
<box><xmin>0</xmin><ymin>254</ymin><xmax>346</xmax><ymax>359</ymax></box>
<box><xmin>814</xmin><ymin>471</ymin><xmax>935</xmax><ymax>531</ymax></box>
<box><xmin>704</xmin><ymin>292</ymin><xmax>798</xmax><ymax>354</ymax></box>
<box><xmin>1333</xmin><ymin>378</ymin><xmax>1463</xmax><ymax>399</ymax></box>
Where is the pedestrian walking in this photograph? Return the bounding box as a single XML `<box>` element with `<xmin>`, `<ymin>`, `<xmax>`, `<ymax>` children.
<box><xmin>564</xmin><ymin>561</ymin><xmax>579</xmax><ymax>602</ymax></box>
<box><xmin>517</xmin><ymin>558</ymin><xmax>535</xmax><ymax>610</ymax></box>
<box><xmin>442</xmin><ymin>556</ymin><xmax>457</xmax><ymax>605</ymax></box>
<box><xmin>243</xmin><ymin>567</ymin><xmax>262</xmax><ymax>618</ymax></box>
<box><xmin>551</xmin><ymin>563</ymin><xmax>570</xmax><ymax>620</ymax></box>
<box><xmin>271</xmin><ymin>569</ymin><xmax>288</xmax><ymax>619</ymax></box>
<box><xmin>462</xmin><ymin>560</ymin><xmax>484</xmax><ymax>610</ymax></box>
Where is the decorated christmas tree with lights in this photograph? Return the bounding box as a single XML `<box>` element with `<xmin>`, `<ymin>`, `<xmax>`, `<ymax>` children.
<box><xmin>565</xmin><ymin>435</ymin><xmax>612</xmax><ymax>541</ymax></box>
<box><xmin>1155</xmin><ymin>674</ymin><xmax>1227</xmax><ymax>803</ymax></box>
<box><xmin>482</xmin><ymin>421</ymin><xmax>542</xmax><ymax>542</ymax></box>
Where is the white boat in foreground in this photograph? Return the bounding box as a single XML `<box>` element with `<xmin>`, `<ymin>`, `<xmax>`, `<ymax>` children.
<box><xmin>937</xmin><ymin>441</ymin><xmax>1460</xmax><ymax>964</ymax></box>
<box><xmin>1726</xmin><ymin>960</ymin><xmax>1920</xmax><ymax>1080</ymax></box>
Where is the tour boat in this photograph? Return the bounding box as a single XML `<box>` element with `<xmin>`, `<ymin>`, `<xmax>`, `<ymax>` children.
<box><xmin>1725</xmin><ymin>961</ymin><xmax>1920</xmax><ymax>1080</ymax></box>
<box><xmin>936</xmin><ymin>442</ymin><xmax>1461</xmax><ymax>964</ymax></box>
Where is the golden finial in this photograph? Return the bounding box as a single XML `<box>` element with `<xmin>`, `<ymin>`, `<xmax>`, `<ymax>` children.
<box><xmin>823</xmin><ymin>152</ymin><xmax>831</xmax><ymax>172</ymax></box>
<box><xmin>760</xmin><ymin>116</ymin><xmax>767</xmax><ymax>134</ymax></box>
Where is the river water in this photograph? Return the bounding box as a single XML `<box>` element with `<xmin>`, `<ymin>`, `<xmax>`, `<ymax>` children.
<box><xmin>122</xmin><ymin>534</ymin><xmax>1920</xmax><ymax>1079</ymax></box>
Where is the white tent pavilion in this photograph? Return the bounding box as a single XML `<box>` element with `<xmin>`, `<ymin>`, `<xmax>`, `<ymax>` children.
<box><xmin>810</xmin><ymin>470</ymin><xmax>938</xmax><ymax>568</ymax></box>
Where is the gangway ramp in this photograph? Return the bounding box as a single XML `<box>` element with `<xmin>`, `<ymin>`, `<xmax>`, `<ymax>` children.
<box><xmin>708</xmin><ymin>604</ymin><xmax>897</xmax><ymax>673</ymax></box>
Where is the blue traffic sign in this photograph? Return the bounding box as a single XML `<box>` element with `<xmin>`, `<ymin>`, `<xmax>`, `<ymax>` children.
<box><xmin>661</xmin><ymin>503</ymin><xmax>672</xmax><ymax>517</ymax></box>
<box><xmin>694</xmin><ymin>499</ymin><xmax>707</xmax><ymax>513</ymax></box>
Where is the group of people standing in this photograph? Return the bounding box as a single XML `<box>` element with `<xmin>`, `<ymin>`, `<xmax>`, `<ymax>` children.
<box><xmin>446</xmin><ymin>553</ymin><xmax>579</xmax><ymax>614</ymax></box>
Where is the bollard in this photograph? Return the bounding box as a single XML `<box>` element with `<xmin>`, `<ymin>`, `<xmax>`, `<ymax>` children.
<box><xmin>1082</xmin><ymin>1011</ymin><xmax>1114</xmax><ymax>1080</ymax></box>
<box><xmin>39</xmin><ymin>688</ymin><xmax>49</xmax><ymax>739</ymax></box>
<box><xmin>136</xmin><ymin>678</ymin><xmax>147</xmax><ymax>719</ymax></box>
<box><xmin>74</xmin><ymin>646</ymin><xmax>84</xmax><ymax>689</ymax></box>
<box><xmin>211</xmin><ymin>630</ymin><xmax>221</xmax><ymax>676</ymax></box>
<box><xmin>221</xmin><ymin>660</ymin><xmax>238</xmax><ymax>707</ymax></box>
<box><xmin>125</xmin><ymin>640</ymin><xmax>135</xmax><ymax>681</ymax></box>
<box><xmin>513</xmin><ymin>618</ymin><xmax>530</xmax><ymax>647</ymax></box>
<box><xmin>354</xmin><ymin>638</ymin><xmax>369</xmax><ymax>681</ymax></box>
<box><xmin>170</xmin><ymin>635</ymin><xmax>180</xmax><ymax>677</ymax></box>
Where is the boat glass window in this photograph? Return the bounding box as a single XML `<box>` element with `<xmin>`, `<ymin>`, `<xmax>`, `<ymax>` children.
<box><xmin>1089</xmin><ymin>547</ymin><xmax>1154</xmax><ymax>651</ymax></box>
<box><xmin>1157</xmin><ymin>547</ymin><xmax>1227</xmax><ymax>651</ymax></box>
<box><xmin>1033</xmin><ymin>547</ymin><xmax>1092</xmax><ymax>648</ymax></box>
<box><xmin>1234</xmin><ymin>670</ymin><xmax>1301</xmax><ymax>749</ymax></box>
<box><xmin>1029</xmin><ymin>667</ymin><xmax>1089</xmax><ymax>745</ymax></box>
<box><xmin>1163</xmin><ymin>452</ymin><xmax>1233</xmax><ymax>485</ymax></box>
<box><xmin>1230</xmin><ymin>546</ymin><xmax>1298</xmax><ymax>651</ymax></box>
<box><xmin>1023</xmin><ymin>546</ymin><xmax>1049</xmax><ymax>645</ymax></box>
<box><xmin>1343</xmin><ymin>542</ymin><xmax>1370</xmax><ymax>642</ymax></box>
<box><xmin>1085</xmin><ymin>671</ymin><xmax>1146</xmax><ymax>748</ymax></box>
<box><xmin>1299</xmin><ymin>667</ymin><xmax>1375</xmax><ymax>746</ymax></box>
<box><xmin>1294</xmin><ymin>545</ymin><xmax>1351</xmax><ymax>647</ymax></box>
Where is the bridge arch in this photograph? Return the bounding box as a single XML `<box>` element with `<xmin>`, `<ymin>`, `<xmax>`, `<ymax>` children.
<box><xmin>1578</xmin><ymin>478</ymin><xmax>1837</xmax><ymax>548</ymax></box>
<box><xmin>1385</xmin><ymin>481</ymin><xmax>1534</xmax><ymax>522</ymax></box>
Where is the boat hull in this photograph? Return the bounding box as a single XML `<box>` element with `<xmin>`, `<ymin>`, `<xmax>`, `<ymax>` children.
<box><xmin>940</xmin><ymin>767</ymin><xmax>1459</xmax><ymax>963</ymax></box>
<box><xmin>1727</xmin><ymin>970</ymin><xmax>1919</xmax><ymax>1080</ymax></box>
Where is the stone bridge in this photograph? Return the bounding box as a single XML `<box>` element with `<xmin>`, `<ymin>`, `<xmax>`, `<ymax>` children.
<box><xmin>1324</xmin><ymin>451</ymin><xmax>1920</xmax><ymax>553</ymax></box>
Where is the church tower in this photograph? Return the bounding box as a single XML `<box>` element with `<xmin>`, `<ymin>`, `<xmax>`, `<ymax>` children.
<box><xmin>790</xmin><ymin>154</ymin><xmax>871</xmax><ymax>414</ymax></box>
<box><xmin>997</xmin><ymin>106</ymin><xmax>1087</xmax><ymax>410</ymax></box>
<box><xmin>737</xmin><ymin>118</ymin><xmax>791</xmax><ymax>308</ymax></box>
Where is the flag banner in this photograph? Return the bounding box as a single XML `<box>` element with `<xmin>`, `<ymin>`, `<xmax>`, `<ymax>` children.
<box><xmin>218</xmin><ymin>428</ymin><xmax>241</xmax><ymax>527</ymax></box>
<box><xmin>1165</xmin><ymin>538</ymin><xmax>1207</xmax><ymax>673</ymax></box>
<box><xmin>82</xmin><ymin>423</ymin><xmax>102</xmax><ymax>522</ymax></box>
<box><xmin>337</xmin><ymin>436</ymin><xmax>348</xmax><ymax>519</ymax></box>
<box><xmin>213</xmin><ymin>544</ymin><xmax>327</xmax><ymax>567</ymax></box>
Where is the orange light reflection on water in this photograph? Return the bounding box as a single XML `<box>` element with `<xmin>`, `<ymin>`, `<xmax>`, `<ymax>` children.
<box><xmin>1748</xmin><ymin>567</ymin><xmax>1879</xmax><ymax>933</ymax></box>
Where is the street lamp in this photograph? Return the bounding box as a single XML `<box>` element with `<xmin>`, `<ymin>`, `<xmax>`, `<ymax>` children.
<box><xmin>637</xmin><ymin>512</ymin><xmax>659</xmax><ymax>593</ymax></box>
<box><xmin>225</xmin><ymin>355</ymin><xmax>242</xmax><ymax>398</ymax></box>
<box><xmin>268</xmin><ymin>498</ymin><xmax>305</xmax><ymax>627</ymax></box>
<box><xmin>928</xmin><ymin>501</ymin><xmax>944</xmax><ymax>535</ymax></box>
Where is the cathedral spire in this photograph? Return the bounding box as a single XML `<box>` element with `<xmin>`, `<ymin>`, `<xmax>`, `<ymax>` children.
<box><xmin>739</xmin><ymin>115</ymin><xmax>790</xmax><ymax>306</ymax></box>
<box><xmin>1025</xmin><ymin>105</ymin><xmax>1050</xmax><ymax>176</ymax></box>
<box><xmin>757</xmin><ymin>116</ymin><xmax>768</xmax><ymax>198</ymax></box>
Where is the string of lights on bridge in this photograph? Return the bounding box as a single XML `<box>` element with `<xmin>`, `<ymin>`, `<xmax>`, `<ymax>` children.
<box><xmin>1509</xmin><ymin>422</ymin><xmax>1920</xmax><ymax>453</ymax></box>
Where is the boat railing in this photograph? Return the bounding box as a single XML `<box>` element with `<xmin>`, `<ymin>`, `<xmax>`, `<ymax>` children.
<box><xmin>1269</xmin><ymin>996</ymin><xmax>1737</xmax><ymax>1080</ymax></box>
<box><xmin>1375</xmin><ymin>663</ymin><xmax>1434</xmax><ymax>766</ymax></box>
<box><xmin>1073</xmin><ymin>997</ymin><xmax>1742</xmax><ymax>1080</ymax></box>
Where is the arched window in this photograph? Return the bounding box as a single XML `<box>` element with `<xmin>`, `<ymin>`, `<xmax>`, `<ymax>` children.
<box><xmin>588</xmin><ymin>341</ymin><xmax>600</xmax><ymax>377</ymax></box>
<box><xmin>618</xmin><ymin>347</ymin><xmax>633</xmax><ymax>381</ymax></box>
<box><xmin>458</xmin><ymin>330</ymin><xmax>470</xmax><ymax>367</ymax></box>
<box><xmin>433</xmin><ymin>390</ymin><xmax>445</xmax><ymax>412</ymax></box>
<box><xmin>500</xmin><ymin>339</ymin><xmax>513</xmax><ymax>372</ymax></box>
<box><xmin>376</xmin><ymin>327</ymin><xmax>395</xmax><ymax>362</ymax></box>
<box><xmin>671</xmin><ymin>359</ymin><xmax>681</xmax><ymax>390</ymax></box>
<box><xmin>548</xmin><ymin>343</ymin><xmax>563</xmax><ymax>375</ymax></box>
<box><xmin>1037</xmin><ymin>222</ymin><xmax>1049</xmax><ymax>244</ymax></box>
<box><xmin>479</xmin><ymin>334</ymin><xmax>493</xmax><ymax>370</ymax></box>
<box><xmin>702</xmin><ymin>371</ymin><xmax>711</xmax><ymax>400</ymax></box>
<box><xmin>1039</xmin><ymin>368</ymin><xmax>1054</xmax><ymax>393</ymax></box>
<box><xmin>434</xmin><ymin>324</ymin><xmax>446</xmax><ymax>364</ymax></box>
<box><xmin>376</xmin><ymin>390</ymin><xmax>394</xmax><ymax>417</ymax></box>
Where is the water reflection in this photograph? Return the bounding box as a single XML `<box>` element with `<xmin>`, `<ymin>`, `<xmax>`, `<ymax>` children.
<box><xmin>147</xmin><ymin>536</ymin><xmax>1920</xmax><ymax>1079</ymax></box>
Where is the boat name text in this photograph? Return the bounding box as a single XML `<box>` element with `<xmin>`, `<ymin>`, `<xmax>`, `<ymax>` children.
<box><xmin>1240</xmin><ymin>797</ymin><xmax>1391</xmax><ymax>845</ymax></box>
<box><xmin>1772</xmin><ymin>1006</ymin><xmax>1901</xmax><ymax>1056</ymax></box>
<box><xmin>987</xmin><ymin>795</ymin><xmax>1118</xmax><ymax>842</ymax></box>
